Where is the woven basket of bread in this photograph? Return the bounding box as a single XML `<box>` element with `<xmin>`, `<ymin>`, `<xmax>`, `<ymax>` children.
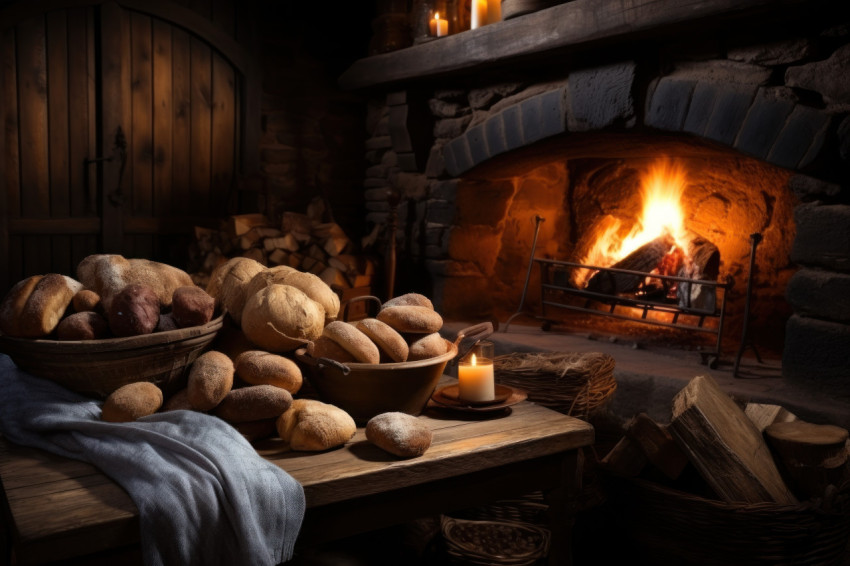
<box><xmin>494</xmin><ymin>351</ymin><xmax>616</xmax><ymax>420</ymax></box>
<box><xmin>0</xmin><ymin>313</ymin><xmax>224</xmax><ymax>399</ymax></box>
<box><xmin>440</xmin><ymin>515</ymin><xmax>550</xmax><ymax>566</ymax></box>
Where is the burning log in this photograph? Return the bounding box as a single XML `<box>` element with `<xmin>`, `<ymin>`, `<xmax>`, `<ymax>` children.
<box><xmin>678</xmin><ymin>233</ymin><xmax>720</xmax><ymax>311</ymax></box>
<box><xmin>586</xmin><ymin>233</ymin><xmax>675</xmax><ymax>295</ymax></box>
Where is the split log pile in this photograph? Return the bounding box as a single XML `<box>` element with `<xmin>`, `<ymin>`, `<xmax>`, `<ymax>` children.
<box><xmin>601</xmin><ymin>374</ymin><xmax>850</xmax><ymax>504</ymax></box>
<box><xmin>189</xmin><ymin>208</ymin><xmax>379</xmax><ymax>305</ymax></box>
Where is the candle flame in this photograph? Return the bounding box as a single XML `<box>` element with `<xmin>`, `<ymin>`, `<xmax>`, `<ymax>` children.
<box><xmin>470</xmin><ymin>353</ymin><xmax>477</xmax><ymax>366</ymax></box>
<box><xmin>435</xmin><ymin>12</ymin><xmax>440</xmax><ymax>20</ymax></box>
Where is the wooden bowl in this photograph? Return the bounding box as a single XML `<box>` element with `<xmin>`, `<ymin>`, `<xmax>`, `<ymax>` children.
<box><xmin>0</xmin><ymin>314</ymin><xmax>224</xmax><ymax>399</ymax></box>
<box><xmin>295</xmin><ymin>339</ymin><xmax>459</xmax><ymax>424</ymax></box>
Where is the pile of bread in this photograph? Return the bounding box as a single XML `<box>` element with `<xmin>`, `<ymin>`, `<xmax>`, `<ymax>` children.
<box><xmin>0</xmin><ymin>254</ymin><xmax>441</xmax><ymax>459</ymax></box>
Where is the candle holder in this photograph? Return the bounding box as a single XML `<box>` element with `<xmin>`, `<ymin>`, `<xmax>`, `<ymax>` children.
<box><xmin>457</xmin><ymin>340</ymin><xmax>495</xmax><ymax>402</ymax></box>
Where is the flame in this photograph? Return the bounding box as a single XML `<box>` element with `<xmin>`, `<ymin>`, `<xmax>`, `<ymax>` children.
<box><xmin>434</xmin><ymin>12</ymin><xmax>440</xmax><ymax>20</ymax></box>
<box><xmin>470</xmin><ymin>353</ymin><xmax>477</xmax><ymax>366</ymax></box>
<box><xmin>576</xmin><ymin>158</ymin><xmax>690</xmax><ymax>286</ymax></box>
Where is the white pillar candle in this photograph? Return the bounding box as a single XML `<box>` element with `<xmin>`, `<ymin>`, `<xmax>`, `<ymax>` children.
<box><xmin>470</xmin><ymin>0</ymin><xmax>488</xmax><ymax>30</ymax></box>
<box><xmin>430</xmin><ymin>12</ymin><xmax>448</xmax><ymax>37</ymax></box>
<box><xmin>458</xmin><ymin>352</ymin><xmax>495</xmax><ymax>402</ymax></box>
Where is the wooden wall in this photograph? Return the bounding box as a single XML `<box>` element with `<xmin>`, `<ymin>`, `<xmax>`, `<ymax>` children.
<box><xmin>0</xmin><ymin>0</ymin><xmax>260</xmax><ymax>295</ymax></box>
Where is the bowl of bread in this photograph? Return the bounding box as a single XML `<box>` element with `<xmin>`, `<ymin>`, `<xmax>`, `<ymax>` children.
<box><xmin>0</xmin><ymin>255</ymin><xmax>223</xmax><ymax>398</ymax></box>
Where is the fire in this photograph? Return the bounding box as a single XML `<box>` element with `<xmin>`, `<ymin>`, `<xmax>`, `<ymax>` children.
<box><xmin>577</xmin><ymin>158</ymin><xmax>690</xmax><ymax>287</ymax></box>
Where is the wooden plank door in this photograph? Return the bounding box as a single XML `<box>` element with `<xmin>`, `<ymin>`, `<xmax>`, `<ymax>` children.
<box><xmin>0</xmin><ymin>0</ymin><xmax>256</xmax><ymax>296</ymax></box>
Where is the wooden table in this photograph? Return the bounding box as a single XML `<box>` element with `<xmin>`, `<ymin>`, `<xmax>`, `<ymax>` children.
<box><xmin>0</xmin><ymin>385</ymin><xmax>594</xmax><ymax>565</ymax></box>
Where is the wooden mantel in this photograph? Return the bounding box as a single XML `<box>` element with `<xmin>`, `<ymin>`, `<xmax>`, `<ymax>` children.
<box><xmin>338</xmin><ymin>0</ymin><xmax>817</xmax><ymax>91</ymax></box>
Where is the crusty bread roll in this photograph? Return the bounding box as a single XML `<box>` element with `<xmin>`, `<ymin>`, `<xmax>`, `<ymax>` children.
<box><xmin>366</xmin><ymin>412</ymin><xmax>432</xmax><ymax>458</ymax></box>
<box><xmin>101</xmin><ymin>382</ymin><xmax>163</xmax><ymax>422</ymax></box>
<box><xmin>235</xmin><ymin>350</ymin><xmax>303</xmax><ymax>394</ymax></box>
<box><xmin>306</xmin><ymin>335</ymin><xmax>358</xmax><ymax>363</ymax></box>
<box><xmin>56</xmin><ymin>311</ymin><xmax>111</xmax><ymax>340</ymax></box>
<box><xmin>276</xmin><ymin>399</ymin><xmax>356</xmax><ymax>451</ymax></box>
<box><xmin>72</xmin><ymin>289</ymin><xmax>102</xmax><ymax>313</ymax></box>
<box><xmin>356</xmin><ymin>318</ymin><xmax>408</xmax><ymax>362</ymax></box>
<box><xmin>382</xmin><ymin>293</ymin><xmax>434</xmax><ymax>310</ymax></box>
<box><xmin>241</xmin><ymin>284</ymin><xmax>325</xmax><ymax>352</ymax></box>
<box><xmin>406</xmin><ymin>332</ymin><xmax>448</xmax><ymax>361</ymax></box>
<box><xmin>77</xmin><ymin>254</ymin><xmax>193</xmax><ymax>310</ymax></box>
<box><xmin>205</xmin><ymin>257</ymin><xmax>265</xmax><ymax>326</ymax></box>
<box><xmin>171</xmin><ymin>285</ymin><xmax>215</xmax><ymax>328</ymax></box>
<box><xmin>106</xmin><ymin>284</ymin><xmax>161</xmax><ymax>337</ymax></box>
<box><xmin>321</xmin><ymin>321</ymin><xmax>380</xmax><ymax>364</ymax></box>
<box><xmin>377</xmin><ymin>305</ymin><xmax>443</xmax><ymax>334</ymax></box>
<box><xmin>213</xmin><ymin>384</ymin><xmax>293</xmax><ymax>423</ymax></box>
<box><xmin>0</xmin><ymin>274</ymin><xmax>83</xmax><ymax>338</ymax></box>
<box><xmin>245</xmin><ymin>267</ymin><xmax>339</xmax><ymax>324</ymax></box>
<box><xmin>187</xmin><ymin>350</ymin><xmax>234</xmax><ymax>411</ymax></box>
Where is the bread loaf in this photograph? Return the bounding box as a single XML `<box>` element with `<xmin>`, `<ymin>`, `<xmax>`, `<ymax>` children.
<box><xmin>355</xmin><ymin>318</ymin><xmax>408</xmax><ymax>362</ymax></box>
<box><xmin>56</xmin><ymin>311</ymin><xmax>111</xmax><ymax>340</ymax></box>
<box><xmin>72</xmin><ymin>289</ymin><xmax>102</xmax><ymax>313</ymax></box>
<box><xmin>77</xmin><ymin>254</ymin><xmax>193</xmax><ymax>310</ymax></box>
<box><xmin>321</xmin><ymin>321</ymin><xmax>380</xmax><ymax>364</ymax></box>
<box><xmin>306</xmin><ymin>335</ymin><xmax>358</xmax><ymax>363</ymax></box>
<box><xmin>106</xmin><ymin>284</ymin><xmax>161</xmax><ymax>337</ymax></box>
<box><xmin>213</xmin><ymin>385</ymin><xmax>293</xmax><ymax>423</ymax></box>
<box><xmin>235</xmin><ymin>350</ymin><xmax>303</xmax><ymax>394</ymax></box>
<box><xmin>101</xmin><ymin>382</ymin><xmax>163</xmax><ymax>422</ymax></box>
<box><xmin>276</xmin><ymin>399</ymin><xmax>356</xmax><ymax>451</ymax></box>
<box><xmin>377</xmin><ymin>305</ymin><xmax>443</xmax><ymax>334</ymax></box>
<box><xmin>366</xmin><ymin>412</ymin><xmax>432</xmax><ymax>458</ymax></box>
<box><xmin>406</xmin><ymin>332</ymin><xmax>448</xmax><ymax>361</ymax></box>
<box><xmin>382</xmin><ymin>293</ymin><xmax>434</xmax><ymax>310</ymax></box>
<box><xmin>171</xmin><ymin>285</ymin><xmax>215</xmax><ymax>328</ymax></box>
<box><xmin>0</xmin><ymin>274</ymin><xmax>83</xmax><ymax>338</ymax></box>
<box><xmin>205</xmin><ymin>257</ymin><xmax>265</xmax><ymax>326</ymax></box>
<box><xmin>241</xmin><ymin>284</ymin><xmax>324</xmax><ymax>352</ymax></box>
<box><xmin>187</xmin><ymin>351</ymin><xmax>234</xmax><ymax>411</ymax></box>
<box><xmin>245</xmin><ymin>267</ymin><xmax>339</xmax><ymax>324</ymax></box>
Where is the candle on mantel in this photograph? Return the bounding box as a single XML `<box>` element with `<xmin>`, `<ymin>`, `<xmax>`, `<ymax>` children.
<box><xmin>470</xmin><ymin>0</ymin><xmax>488</xmax><ymax>30</ymax></box>
<box><xmin>429</xmin><ymin>12</ymin><xmax>448</xmax><ymax>37</ymax></box>
<box><xmin>457</xmin><ymin>349</ymin><xmax>495</xmax><ymax>402</ymax></box>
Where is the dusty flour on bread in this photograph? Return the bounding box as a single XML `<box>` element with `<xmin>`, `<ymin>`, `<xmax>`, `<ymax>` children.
<box><xmin>366</xmin><ymin>412</ymin><xmax>432</xmax><ymax>458</ymax></box>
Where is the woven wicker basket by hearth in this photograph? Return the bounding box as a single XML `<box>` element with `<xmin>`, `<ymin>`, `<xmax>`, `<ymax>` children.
<box><xmin>494</xmin><ymin>351</ymin><xmax>616</xmax><ymax>419</ymax></box>
<box><xmin>612</xmin><ymin>477</ymin><xmax>850</xmax><ymax>566</ymax></box>
<box><xmin>441</xmin><ymin>515</ymin><xmax>550</xmax><ymax>566</ymax></box>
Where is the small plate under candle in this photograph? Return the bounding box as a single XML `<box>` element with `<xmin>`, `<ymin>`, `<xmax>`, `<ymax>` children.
<box><xmin>430</xmin><ymin>384</ymin><xmax>527</xmax><ymax>412</ymax></box>
<box><xmin>438</xmin><ymin>384</ymin><xmax>513</xmax><ymax>406</ymax></box>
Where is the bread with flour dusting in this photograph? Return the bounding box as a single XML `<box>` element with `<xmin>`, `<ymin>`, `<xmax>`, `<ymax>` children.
<box><xmin>0</xmin><ymin>274</ymin><xmax>83</xmax><ymax>337</ymax></box>
<box><xmin>77</xmin><ymin>254</ymin><xmax>193</xmax><ymax>310</ymax></box>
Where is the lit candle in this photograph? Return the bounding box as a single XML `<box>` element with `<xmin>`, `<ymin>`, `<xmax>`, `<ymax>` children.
<box><xmin>429</xmin><ymin>12</ymin><xmax>448</xmax><ymax>37</ymax></box>
<box><xmin>458</xmin><ymin>351</ymin><xmax>495</xmax><ymax>402</ymax></box>
<box><xmin>470</xmin><ymin>0</ymin><xmax>488</xmax><ymax>30</ymax></box>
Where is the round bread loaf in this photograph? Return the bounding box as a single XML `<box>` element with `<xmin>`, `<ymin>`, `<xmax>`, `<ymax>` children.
<box><xmin>77</xmin><ymin>254</ymin><xmax>193</xmax><ymax>310</ymax></box>
<box><xmin>355</xmin><ymin>318</ymin><xmax>408</xmax><ymax>362</ymax></box>
<box><xmin>276</xmin><ymin>399</ymin><xmax>356</xmax><ymax>451</ymax></box>
<box><xmin>241</xmin><ymin>284</ymin><xmax>325</xmax><ymax>352</ymax></box>
<box><xmin>306</xmin><ymin>335</ymin><xmax>358</xmax><ymax>363</ymax></box>
<box><xmin>406</xmin><ymin>332</ymin><xmax>448</xmax><ymax>361</ymax></box>
<box><xmin>377</xmin><ymin>305</ymin><xmax>443</xmax><ymax>334</ymax></box>
<box><xmin>213</xmin><ymin>384</ymin><xmax>293</xmax><ymax>423</ymax></box>
<box><xmin>187</xmin><ymin>350</ymin><xmax>234</xmax><ymax>411</ymax></box>
<box><xmin>322</xmin><ymin>321</ymin><xmax>380</xmax><ymax>364</ymax></box>
<box><xmin>72</xmin><ymin>289</ymin><xmax>102</xmax><ymax>313</ymax></box>
<box><xmin>162</xmin><ymin>388</ymin><xmax>193</xmax><ymax>412</ymax></box>
<box><xmin>101</xmin><ymin>381</ymin><xmax>163</xmax><ymax>422</ymax></box>
<box><xmin>171</xmin><ymin>285</ymin><xmax>215</xmax><ymax>328</ymax></box>
<box><xmin>205</xmin><ymin>257</ymin><xmax>265</xmax><ymax>326</ymax></box>
<box><xmin>382</xmin><ymin>292</ymin><xmax>434</xmax><ymax>310</ymax></box>
<box><xmin>56</xmin><ymin>311</ymin><xmax>111</xmax><ymax>341</ymax></box>
<box><xmin>245</xmin><ymin>267</ymin><xmax>339</xmax><ymax>324</ymax></box>
<box><xmin>366</xmin><ymin>412</ymin><xmax>433</xmax><ymax>458</ymax></box>
<box><xmin>0</xmin><ymin>274</ymin><xmax>83</xmax><ymax>338</ymax></box>
<box><xmin>242</xmin><ymin>265</ymin><xmax>297</xmax><ymax>307</ymax></box>
<box><xmin>235</xmin><ymin>350</ymin><xmax>303</xmax><ymax>394</ymax></box>
<box><xmin>106</xmin><ymin>284</ymin><xmax>161</xmax><ymax>337</ymax></box>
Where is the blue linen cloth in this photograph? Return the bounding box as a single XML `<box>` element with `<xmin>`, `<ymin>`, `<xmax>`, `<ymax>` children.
<box><xmin>0</xmin><ymin>354</ymin><xmax>305</xmax><ymax>566</ymax></box>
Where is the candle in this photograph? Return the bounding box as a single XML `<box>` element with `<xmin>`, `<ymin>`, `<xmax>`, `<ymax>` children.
<box><xmin>470</xmin><ymin>0</ymin><xmax>488</xmax><ymax>30</ymax></box>
<box><xmin>429</xmin><ymin>12</ymin><xmax>448</xmax><ymax>37</ymax></box>
<box><xmin>458</xmin><ymin>351</ymin><xmax>495</xmax><ymax>402</ymax></box>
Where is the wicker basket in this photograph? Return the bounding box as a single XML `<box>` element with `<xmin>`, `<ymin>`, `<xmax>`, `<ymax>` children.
<box><xmin>441</xmin><ymin>515</ymin><xmax>550</xmax><ymax>566</ymax></box>
<box><xmin>454</xmin><ymin>491</ymin><xmax>549</xmax><ymax>526</ymax></box>
<box><xmin>612</xmin><ymin>476</ymin><xmax>850</xmax><ymax>566</ymax></box>
<box><xmin>494</xmin><ymin>351</ymin><xmax>616</xmax><ymax>419</ymax></box>
<box><xmin>0</xmin><ymin>314</ymin><xmax>224</xmax><ymax>399</ymax></box>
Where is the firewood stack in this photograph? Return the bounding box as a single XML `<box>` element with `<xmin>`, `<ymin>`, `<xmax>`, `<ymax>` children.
<box><xmin>601</xmin><ymin>374</ymin><xmax>850</xmax><ymax>504</ymax></box>
<box><xmin>189</xmin><ymin>209</ymin><xmax>378</xmax><ymax>304</ymax></box>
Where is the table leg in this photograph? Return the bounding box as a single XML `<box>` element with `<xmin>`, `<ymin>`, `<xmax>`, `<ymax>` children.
<box><xmin>545</xmin><ymin>448</ymin><xmax>584</xmax><ymax>566</ymax></box>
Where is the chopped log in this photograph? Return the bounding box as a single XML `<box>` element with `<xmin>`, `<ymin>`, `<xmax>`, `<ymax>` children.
<box><xmin>670</xmin><ymin>374</ymin><xmax>797</xmax><ymax>504</ymax></box>
<box><xmin>626</xmin><ymin>413</ymin><xmax>689</xmax><ymax>480</ymax></box>
<box><xmin>745</xmin><ymin>403</ymin><xmax>798</xmax><ymax>433</ymax></box>
<box><xmin>320</xmin><ymin>267</ymin><xmax>350</xmax><ymax>290</ymax></box>
<box><xmin>281</xmin><ymin>211</ymin><xmax>312</xmax><ymax>235</ymax></box>
<box><xmin>765</xmin><ymin>421</ymin><xmax>849</xmax><ymax>499</ymax></box>
<box><xmin>586</xmin><ymin>233</ymin><xmax>675</xmax><ymax>294</ymax></box>
<box><xmin>328</xmin><ymin>256</ymin><xmax>353</xmax><ymax>275</ymax></box>
<box><xmin>267</xmin><ymin>249</ymin><xmax>289</xmax><ymax>266</ymax></box>
<box><xmin>229</xmin><ymin>213</ymin><xmax>270</xmax><ymax>237</ymax></box>
<box><xmin>678</xmin><ymin>232</ymin><xmax>720</xmax><ymax>311</ymax></box>
<box><xmin>286</xmin><ymin>252</ymin><xmax>304</xmax><ymax>269</ymax></box>
<box><xmin>599</xmin><ymin>436</ymin><xmax>647</xmax><ymax>477</ymax></box>
<box><xmin>241</xmin><ymin>247</ymin><xmax>267</xmax><ymax>265</ymax></box>
<box><xmin>312</xmin><ymin>222</ymin><xmax>348</xmax><ymax>240</ymax></box>
<box><xmin>263</xmin><ymin>234</ymin><xmax>299</xmax><ymax>252</ymax></box>
<box><xmin>323</xmin><ymin>235</ymin><xmax>351</xmax><ymax>257</ymax></box>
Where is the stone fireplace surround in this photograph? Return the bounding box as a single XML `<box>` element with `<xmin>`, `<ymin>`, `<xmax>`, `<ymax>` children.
<box><xmin>344</xmin><ymin>0</ymin><xmax>850</xmax><ymax>398</ymax></box>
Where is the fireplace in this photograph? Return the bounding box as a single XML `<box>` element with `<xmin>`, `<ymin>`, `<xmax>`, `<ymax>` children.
<box><xmin>346</xmin><ymin>0</ymin><xmax>850</xmax><ymax>396</ymax></box>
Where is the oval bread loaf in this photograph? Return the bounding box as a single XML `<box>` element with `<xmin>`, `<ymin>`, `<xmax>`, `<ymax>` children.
<box><xmin>241</xmin><ymin>284</ymin><xmax>325</xmax><ymax>352</ymax></box>
<box><xmin>205</xmin><ymin>257</ymin><xmax>265</xmax><ymax>326</ymax></box>
<box><xmin>235</xmin><ymin>350</ymin><xmax>303</xmax><ymax>394</ymax></box>
<box><xmin>355</xmin><ymin>318</ymin><xmax>408</xmax><ymax>362</ymax></box>
<box><xmin>366</xmin><ymin>412</ymin><xmax>433</xmax><ymax>458</ymax></box>
<box><xmin>77</xmin><ymin>254</ymin><xmax>193</xmax><ymax>310</ymax></box>
<box><xmin>377</xmin><ymin>305</ymin><xmax>443</xmax><ymax>334</ymax></box>
<box><xmin>213</xmin><ymin>385</ymin><xmax>293</xmax><ymax>423</ymax></box>
<box><xmin>322</xmin><ymin>321</ymin><xmax>380</xmax><ymax>364</ymax></box>
<box><xmin>171</xmin><ymin>286</ymin><xmax>215</xmax><ymax>328</ymax></box>
<box><xmin>0</xmin><ymin>274</ymin><xmax>83</xmax><ymax>337</ymax></box>
<box><xmin>245</xmin><ymin>268</ymin><xmax>340</xmax><ymax>324</ymax></box>
<box><xmin>187</xmin><ymin>351</ymin><xmax>234</xmax><ymax>411</ymax></box>
<box><xmin>56</xmin><ymin>311</ymin><xmax>111</xmax><ymax>340</ymax></box>
<box><xmin>406</xmin><ymin>332</ymin><xmax>448</xmax><ymax>361</ymax></box>
<box><xmin>382</xmin><ymin>293</ymin><xmax>434</xmax><ymax>310</ymax></box>
<box><xmin>101</xmin><ymin>382</ymin><xmax>163</xmax><ymax>422</ymax></box>
<box><xmin>306</xmin><ymin>335</ymin><xmax>358</xmax><ymax>363</ymax></box>
<box><xmin>276</xmin><ymin>399</ymin><xmax>356</xmax><ymax>451</ymax></box>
